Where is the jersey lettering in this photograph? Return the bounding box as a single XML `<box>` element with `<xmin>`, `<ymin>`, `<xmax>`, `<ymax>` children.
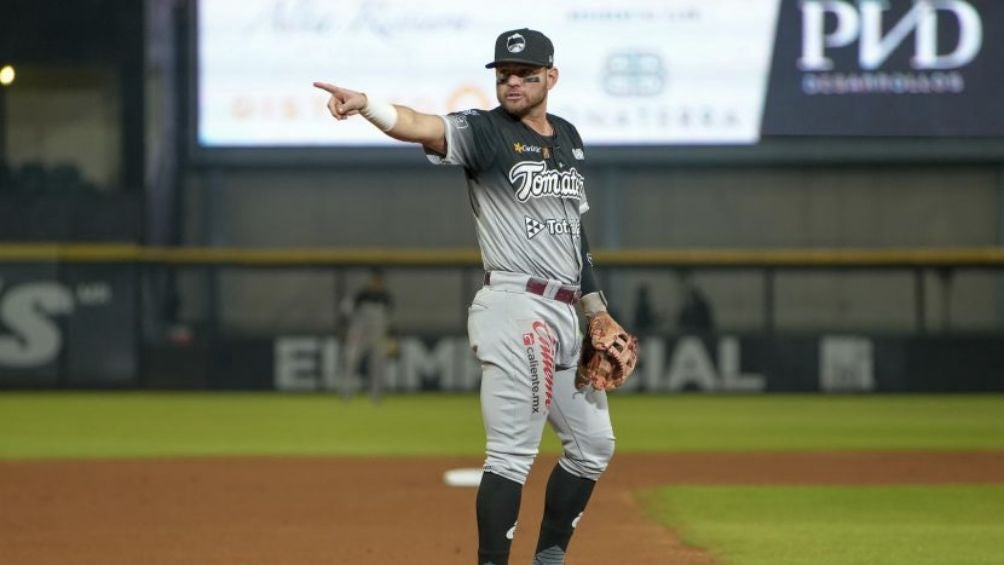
<box><xmin>508</xmin><ymin>161</ymin><xmax>584</xmax><ymax>203</ymax></box>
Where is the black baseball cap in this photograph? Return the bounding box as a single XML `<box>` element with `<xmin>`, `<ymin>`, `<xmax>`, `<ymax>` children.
<box><xmin>485</xmin><ymin>28</ymin><xmax>554</xmax><ymax>69</ymax></box>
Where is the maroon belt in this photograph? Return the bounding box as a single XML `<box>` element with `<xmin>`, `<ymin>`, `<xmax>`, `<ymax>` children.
<box><xmin>483</xmin><ymin>272</ymin><xmax>580</xmax><ymax>305</ymax></box>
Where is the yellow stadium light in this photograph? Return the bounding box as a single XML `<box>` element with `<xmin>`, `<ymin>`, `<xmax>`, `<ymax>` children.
<box><xmin>0</xmin><ymin>65</ymin><xmax>14</xmax><ymax>86</ymax></box>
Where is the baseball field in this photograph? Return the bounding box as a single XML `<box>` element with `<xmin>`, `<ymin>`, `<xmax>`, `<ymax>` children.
<box><xmin>1</xmin><ymin>393</ymin><xmax>1002</xmax><ymax>564</ymax></box>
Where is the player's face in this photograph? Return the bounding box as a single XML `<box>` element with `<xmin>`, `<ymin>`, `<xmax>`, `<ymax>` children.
<box><xmin>495</xmin><ymin>64</ymin><xmax>554</xmax><ymax>117</ymax></box>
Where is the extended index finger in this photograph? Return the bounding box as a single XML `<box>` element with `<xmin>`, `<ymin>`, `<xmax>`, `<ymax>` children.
<box><xmin>312</xmin><ymin>81</ymin><xmax>342</xmax><ymax>95</ymax></box>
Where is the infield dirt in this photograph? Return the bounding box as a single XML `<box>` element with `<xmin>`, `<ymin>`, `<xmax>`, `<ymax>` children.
<box><xmin>2</xmin><ymin>452</ymin><xmax>1002</xmax><ymax>564</ymax></box>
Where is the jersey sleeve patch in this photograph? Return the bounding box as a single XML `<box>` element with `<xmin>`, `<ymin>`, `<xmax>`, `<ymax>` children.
<box><xmin>425</xmin><ymin>115</ymin><xmax>461</xmax><ymax>166</ymax></box>
<box><xmin>425</xmin><ymin>111</ymin><xmax>488</xmax><ymax>168</ymax></box>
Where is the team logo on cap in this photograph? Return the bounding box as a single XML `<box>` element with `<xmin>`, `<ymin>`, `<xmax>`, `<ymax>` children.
<box><xmin>507</xmin><ymin>33</ymin><xmax>526</xmax><ymax>53</ymax></box>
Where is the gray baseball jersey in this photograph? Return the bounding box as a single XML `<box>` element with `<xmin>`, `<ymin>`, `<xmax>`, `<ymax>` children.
<box><xmin>426</xmin><ymin>107</ymin><xmax>614</xmax><ymax>489</ymax></box>
<box><xmin>427</xmin><ymin>107</ymin><xmax>589</xmax><ymax>285</ymax></box>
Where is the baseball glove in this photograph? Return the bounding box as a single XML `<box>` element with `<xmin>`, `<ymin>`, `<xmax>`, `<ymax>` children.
<box><xmin>576</xmin><ymin>311</ymin><xmax>639</xmax><ymax>391</ymax></box>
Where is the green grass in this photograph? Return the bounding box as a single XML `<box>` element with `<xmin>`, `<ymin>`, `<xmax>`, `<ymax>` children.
<box><xmin>3</xmin><ymin>393</ymin><xmax>1003</xmax><ymax>564</ymax></box>
<box><xmin>611</xmin><ymin>395</ymin><xmax>1004</xmax><ymax>452</ymax></box>
<box><xmin>0</xmin><ymin>393</ymin><xmax>1001</xmax><ymax>459</ymax></box>
<box><xmin>641</xmin><ymin>485</ymin><xmax>1004</xmax><ymax>565</ymax></box>
<box><xmin>0</xmin><ymin>393</ymin><xmax>483</xmax><ymax>459</ymax></box>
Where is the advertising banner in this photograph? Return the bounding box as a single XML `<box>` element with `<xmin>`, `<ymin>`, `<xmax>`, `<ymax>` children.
<box><xmin>0</xmin><ymin>265</ymin><xmax>62</xmax><ymax>385</ymax></box>
<box><xmin>197</xmin><ymin>0</ymin><xmax>780</xmax><ymax>146</ymax></box>
<box><xmin>261</xmin><ymin>333</ymin><xmax>1004</xmax><ymax>393</ymax></box>
<box><xmin>0</xmin><ymin>265</ymin><xmax>137</xmax><ymax>387</ymax></box>
<box><xmin>762</xmin><ymin>0</ymin><xmax>1003</xmax><ymax>136</ymax></box>
<box><xmin>196</xmin><ymin>0</ymin><xmax>1003</xmax><ymax>150</ymax></box>
<box><xmin>8</xmin><ymin>325</ymin><xmax>1002</xmax><ymax>391</ymax></box>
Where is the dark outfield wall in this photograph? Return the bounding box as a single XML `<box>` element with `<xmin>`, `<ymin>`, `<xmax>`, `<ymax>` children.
<box><xmin>139</xmin><ymin>333</ymin><xmax>1003</xmax><ymax>393</ymax></box>
<box><xmin>1</xmin><ymin>265</ymin><xmax>1001</xmax><ymax>392</ymax></box>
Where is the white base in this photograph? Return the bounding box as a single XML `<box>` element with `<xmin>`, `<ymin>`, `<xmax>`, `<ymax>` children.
<box><xmin>443</xmin><ymin>467</ymin><xmax>483</xmax><ymax>488</ymax></box>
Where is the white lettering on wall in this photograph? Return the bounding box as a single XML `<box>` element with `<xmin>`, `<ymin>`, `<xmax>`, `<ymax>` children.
<box><xmin>0</xmin><ymin>282</ymin><xmax>75</xmax><ymax>368</ymax></box>
<box><xmin>799</xmin><ymin>0</ymin><xmax>982</xmax><ymax>71</ymax></box>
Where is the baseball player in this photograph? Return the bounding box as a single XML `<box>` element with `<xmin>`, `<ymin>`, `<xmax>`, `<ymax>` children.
<box><xmin>315</xmin><ymin>28</ymin><xmax>637</xmax><ymax>565</ymax></box>
<box><xmin>340</xmin><ymin>269</ymin><xmax>393</xmax><ymax>403</ymax></box>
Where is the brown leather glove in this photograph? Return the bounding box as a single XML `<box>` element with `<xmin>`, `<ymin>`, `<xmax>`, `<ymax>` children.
<box><xmin>576</xmin><ymin>311</ymin><xmax>639</xmax><ymax>391</ymax></box>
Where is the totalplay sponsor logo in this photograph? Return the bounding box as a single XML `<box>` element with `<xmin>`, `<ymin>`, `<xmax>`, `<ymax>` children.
<box><xmin>524</xmin><ymin>216</ymin><xmax>581</xmax><ymax>240</ymax></box>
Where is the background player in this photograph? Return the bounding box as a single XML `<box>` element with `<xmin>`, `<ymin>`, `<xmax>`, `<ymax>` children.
<box><xmin>315</xmin><ymin>28</ymin><xmax>635</xmax><ymax>565</ymax></box>
<box><xmin>339</xmin><ymin>268</ymin><xmax>393</xmax><ymax>403</ymax></box>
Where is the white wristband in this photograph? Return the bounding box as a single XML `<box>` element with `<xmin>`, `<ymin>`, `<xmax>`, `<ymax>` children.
<box><xmin>580</xmin><ymin>291</ymin><xmax>608</xmax><ymax>319</ymax></box>
<box><xmin>360</xmin><ymin>97</ymin><xmax>398</xmax><ymax>132</ymax></box>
